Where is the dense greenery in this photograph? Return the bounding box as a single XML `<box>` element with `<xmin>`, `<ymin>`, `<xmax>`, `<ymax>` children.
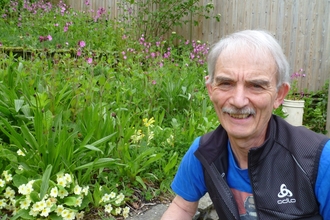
<box><xmin>0</xmin><ymin>0</ymin><xmax>327</xmax><ymax>219</ymax></box>
<box><xmin>0</xmin><ymin>1</ymin><xmax>218</xmax><ymax>219</ymax></box>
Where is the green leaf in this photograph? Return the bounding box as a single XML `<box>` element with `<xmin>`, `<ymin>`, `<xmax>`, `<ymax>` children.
<box><xmin>11</xmin><ymin>209</ymin><xmax>34</xmax><ymax>220</ymax></box>
<box><xmin>75</xmin><ymin>158</ymin><xmax>123</xmax><ymax>170</ymax></box>
<box><xmin>12</xmin><ymin>174</ymin><xmax>28</xmax><ymax>188</ymax></box>
<box><xmin>135</xmin><ymin>176</ymin><xmax>147</xmax><ymax>190</ymax></box>
<box><xmin>163</xmin><ymin>152</ymin><xmax>178</xmax><ymax>174</ymax></box>
<box><xmin>29</xmin><ymin>191</ymin><xmax>40</xmax><ymax>203</ymax></box>
<box><xmin>64</xmin><ymin>196</ymin><xmax>77</xmax><ymax>206</ymax></box>
<box><xmin>93</xmin><ymin>182</ymin><xmax>101</xmax><ymax>207</ymax></box>
<box><xmin>40</xmin><ymin>164</ymin><xmax>52</xmax><ymax>199</ymax></box>
<box><xmin>90</xmin><ymin>132</ymin><xmax>117</xmax><ymax>147</ymax></box>
<box><xmin>14</xmin><ymin>99</ymin><xmax>24</xmax><ymax>112</ymax></box>
<box><xmin>84</xmin><ymin>145</ymin><xmax>104</xmax><ymax>154</ymax></box>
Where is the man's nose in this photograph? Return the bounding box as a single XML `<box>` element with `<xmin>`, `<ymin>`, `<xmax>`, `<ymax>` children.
<box><xmin>229</xmin><ymin>86</ymin><xmax>249</xmax><ymax>108</ymax></box>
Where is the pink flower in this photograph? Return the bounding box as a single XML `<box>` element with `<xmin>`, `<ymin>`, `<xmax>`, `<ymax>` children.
<box><xmin>77</xmin><ymin>49</ymin><xmax>82</xmax><ymax>56</ymax></box>
<box><xmin>54</xmin><ymin>23</ymin><xmax>59</xmax><ymax>27</ymax></box>
<box><xmin>63</xmin><ymin>26</ymin><xmax>68</xmax><ymax>32</ymax></box>
<box><xmin>85</xmin><ymin>0</ymin><xmax>90</xmax><ymax>5</ymax></box>
<box><xmin>87</xmin><ymin>58</ymin><xmax>93</xmax><ymax>64</ymax></box>
<box><xmin>78</xmin><ymin>41</ymin><xmax>86</xmax><ymax>48</ymax></box>
<box><xmin>152</xmin><ymin>80</ymin><xmax>156</xmax><ymax>85</ymax></box>
<box><xmin>0</xmin><ymin>42</ymin><xmax>2</xmax><ymax>47</ymax></box>
<box><xmin>47</xmin><ymin>35</ymin><xmax>52</xmax><ymax>41</ymax></box>
<box><xmin>39</xmin><ymin>36</ymin><xmax>47</xmax><ymax>42</ymax></box>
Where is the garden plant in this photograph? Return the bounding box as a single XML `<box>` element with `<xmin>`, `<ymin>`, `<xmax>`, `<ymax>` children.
<box><xmin>0</xmin><ymin>0</ymin><xmax>219</xmax><ymax>219</ymax></box>
<box><xmin>0</xmin><ymin>0</ymin><xmax>327</xmax><ymax>219</ymax></box>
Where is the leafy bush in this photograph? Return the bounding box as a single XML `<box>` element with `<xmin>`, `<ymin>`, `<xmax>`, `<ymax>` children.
<box><xmin>303</xmin><ymin>81</ymin><xmax>329</xmax><ymax>134</ymax></box>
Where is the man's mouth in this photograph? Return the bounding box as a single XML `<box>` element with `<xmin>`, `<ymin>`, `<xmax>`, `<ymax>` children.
<box><xmin>229</xmin><ymin>113</ymin><xmax>251</xmax><ymax>119</ymax></box>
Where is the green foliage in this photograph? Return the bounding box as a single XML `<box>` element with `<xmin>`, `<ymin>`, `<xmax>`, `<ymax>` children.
<box><xmin>0</xmin><ymin>1</ymin><xmax>220</xmax><ymax>217</ymax></box>
<box><xmin>303</xmin><ymin>81</ymin><xmax>329</xmax><ymax>134</ymax></box>
<box><xmin>118</xmin><ymin>0</ymin><xmax>220</xmax><ymax>39</ymax></box>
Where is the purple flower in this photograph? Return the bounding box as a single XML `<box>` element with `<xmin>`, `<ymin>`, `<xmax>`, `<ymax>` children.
<box><xmin>85</xmin><ymin>0</ymin><xmax>90</xmax><ymax>5</ymax></box>
<box><xmin>0</xmin><ymin>42</ymin><xmax>2</xmax><ymax>47</ymax></box>
<box><xmin>39</xmin><ymin>36</ymin><xmax>46</xmax><ymax>42</ymax></box>
<box><xmin>78</xmin><ymin>41</ymin><xmax>86</xmax><ymax>48</ymax></box>
<box><xmin>77</xmin><ymin>49</ymin><xmax>82</xmax><ymax>56</ymax></box>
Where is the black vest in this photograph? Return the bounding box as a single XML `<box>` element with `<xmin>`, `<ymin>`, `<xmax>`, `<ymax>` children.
<box><xmin>194</xmin><ymin>115</ymin><xmax>328</xmax><ymax>220</ymax></box>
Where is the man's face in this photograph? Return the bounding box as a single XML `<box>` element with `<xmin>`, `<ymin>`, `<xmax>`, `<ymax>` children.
<box><xmin>206</xmin><ymin>49</ymin><xmax>287</xmax><ymax>143</ymax></box>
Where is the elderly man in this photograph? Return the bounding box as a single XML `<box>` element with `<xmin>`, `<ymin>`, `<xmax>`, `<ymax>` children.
<box><xmin>161</xmin><ymin>30</ymin><xmax>330</xmax><ymax>220</ymax></box>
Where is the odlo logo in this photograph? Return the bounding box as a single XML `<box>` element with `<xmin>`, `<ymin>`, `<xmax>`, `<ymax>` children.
<box><xmin>277</xmin><ymin>184</ymin><xmax>296</xmax><ymax>204</ymax></box>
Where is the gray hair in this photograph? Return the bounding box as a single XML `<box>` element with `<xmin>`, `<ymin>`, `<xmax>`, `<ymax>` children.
<box><xmin>206</xmin><ymin>30</ymin><xmax>290</xmax><ymax>89</ymax></box>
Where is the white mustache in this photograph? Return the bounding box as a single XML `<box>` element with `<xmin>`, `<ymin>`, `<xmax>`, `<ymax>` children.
<box><xmin>222</xmin><ymin>107</ymin><xmax>256</xmax><ymax>115</ymax></box>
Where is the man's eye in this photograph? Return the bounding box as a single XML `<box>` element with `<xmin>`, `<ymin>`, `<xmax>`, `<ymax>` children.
<box><xmin>216</xmin><ymin>81</ymin><xmax>232</xmax><ymax>86</ymax></box>
<box><xmin>250</xmin><ymin>83</ymin><xmax>264</xmax><ymax>90</ymax></box>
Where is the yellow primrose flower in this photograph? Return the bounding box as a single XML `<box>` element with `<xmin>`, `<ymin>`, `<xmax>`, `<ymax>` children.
<box><xmin>143</xmin><ymin>117</ymin><xmax>155</xmax><ymax>127</ymax></box>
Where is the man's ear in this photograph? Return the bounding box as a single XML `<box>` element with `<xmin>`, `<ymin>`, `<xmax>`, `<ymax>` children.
<box><xmin>205</xmin><ymin>76</ymin><xmax>213</xmax><ymax>98</ymax></box>
<box><xmin>274</xmin><ymin>83</ymin><xmax>290</xmax><ymax>109</ymax></box>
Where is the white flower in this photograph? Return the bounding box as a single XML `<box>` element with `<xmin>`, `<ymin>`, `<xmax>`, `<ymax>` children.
<box><xmin>46</xmin><ymin>198</ymin><xmax>56</xmax><ymax>207</ymax></box>
<box><xmin>0</xmin><ymin>178</ymin><xmax>5</xmax><ymax>187</ymax></box>
<box><xmin>40</xmin><ymin>207</ymin><xmax>51</xmax><ymax>217</ymax></box>
<box><xmin>4</xmin><ymin>187</ymin><xmax>15</xmax><ymax>199</ymax></box>
<box><xmin>104</xmin><ymin>204</ymin><xmax>113</xmax><ymax>213</ymax></box>
<box><xmin>76</xmin><ymin>211</ymin><xmax>85</xmax><ymax>220</ymax></box>
<box><xmin>73</xmin><ymin>185</ymin><xmax>82</xmax><ymax>195</ymax></box>
<box><xmin>109</xmin><ymin>191</ymin><xmax>116</xmax><ymax>199</ymax></box>
<box><xmin>64</xmin><ymin>173</ymin><xmax>72</xmax><ymax>184</ymax></box>
<box><xmin>32</xmin><ymin>200</ymin><xmax>46</xmax><ymax>212</ymax></box>
<box><xmin>82</xmin><ymin>186</ymin><xmax>89</xmax><ymax>196</ymax></box>
<box><xmin>62</xmin><ymin>209</ymin><xmax>75</xmax><ymax>220</ymax></box>
<box><xmin>74</xmin><ymin>196</ymin><xmax>83</xmax><ymax>207</ymax></box>
<box><xmin>18</xmin><ymin>165</ymin><xmax>24</xmax><ymax>170</ymax></box>
<box><xmin>20</xmin><ymin>198</ymin><xmax>31</xmax><ymax>209</ymax></box>
<box><xmin>55</xmin><ymin>204</ymin><xmax>64</xmax><ymax>215</ymax></box>
<box><xmin>0</xmin><ymin>199</ymin><xmax>7</xmax><ymax>209</ymax></box>
<box><xmin>17</xmin><ymin>149</ymin><xmax>25</xmax><ymax>156</ymax></box>
<box><xmin>57</xmin><ymin>177</ymin><xmax>67</xmax><ymax>187</ymax></box>
<box><xmin>29</xmin><ymin>209</ymin><xmax>39</xmax><ymax>217</ymax></box>
<box><xmin>115</xmin><ymin>207</ymin><xmax>122</xmax><ymax>215</ymax></box>
<box><xmin>115</xmin><ymin>193</ymin><xmax>125</xmax><ymax>204</ymax></box>
<box><xmin>58</xmin><ymin>188</ymin><xmax>69</xmax><ymax>199</ymax></box>
<box><xmin>101</xmin><ymin>193</ymin><xmax>111</xmax><ymax>203</ymax></box>
<box><xmin>18</xmin><ymin>183</ymin><xmax>33</xmax><ymax>195</ymax></box>
<box><xmin>123</xmin><ymin>206</ymin><xmax>130</xmax><ymax>214</ymax></box>
<box><xmin>50</xmin><ymin>187</ymin><xmax>58</xmax><ymax>197</ymax></box>
<box><xmin>4</xmin><ymin>173</ymin><xmax>12</xmax><ymax>182</ymax></box>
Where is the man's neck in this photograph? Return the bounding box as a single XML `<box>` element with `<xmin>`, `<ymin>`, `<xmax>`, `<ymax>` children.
<box><xmin>228</xmin><ymin>136</ymin><xmax>265</xmax><ymax>169</ymax></box>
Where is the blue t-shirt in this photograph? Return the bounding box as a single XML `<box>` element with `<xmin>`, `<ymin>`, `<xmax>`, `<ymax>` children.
<box><xmin>171</xmin><ymin>137</ymin><xmax>330</xmax><ymax>219</ymax></box>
